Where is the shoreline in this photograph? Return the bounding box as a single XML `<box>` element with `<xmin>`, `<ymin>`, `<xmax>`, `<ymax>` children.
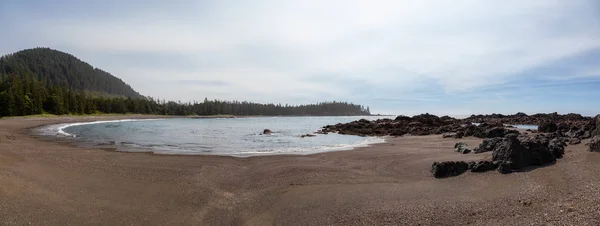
<box><xmin>1</xmin><ymin>116</ymin><xmax>599</xmax><ymax>225</ymax></box>
<box><xmin>28</xmin><ymin>115</ymin><xmax>388</xmax><ymax>158</ymax></box>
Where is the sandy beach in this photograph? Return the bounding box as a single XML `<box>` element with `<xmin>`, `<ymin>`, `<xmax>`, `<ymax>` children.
<box><xmin>1</xmin><ymin>116</ymin><xmax>599</xmax><ymax>225</ymax></box>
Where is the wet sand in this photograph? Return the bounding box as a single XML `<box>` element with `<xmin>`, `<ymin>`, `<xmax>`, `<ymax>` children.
<box><xmin>1</xmin><ymin>116</ymin><xmax>599</xmax><ymax>225</ymax></box>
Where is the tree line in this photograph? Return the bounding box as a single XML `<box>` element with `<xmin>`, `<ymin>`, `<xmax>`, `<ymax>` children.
<box><xmin>0</xmin><ymin>74</ymin><xmax>371</xmax><ymax>117</ymax></box>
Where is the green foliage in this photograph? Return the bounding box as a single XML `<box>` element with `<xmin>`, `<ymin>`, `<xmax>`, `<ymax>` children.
<box><xmin>0</xmin><ymin>48</ymin><xmax>370</xmax><ymax>117</ymax></box>
<box><xmin>0</xmin><ymin>74</ymin><xmax>371</xmax><ymax>117</ymax></box>
<box><xmin>0</xmin><ymin>48</ymin><xmax>142</xmax><ymax>98</ymax></box>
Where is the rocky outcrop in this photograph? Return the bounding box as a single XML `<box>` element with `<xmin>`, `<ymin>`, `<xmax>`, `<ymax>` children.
<box><xmin>321</xmin><ymin>114</ymin><xmax>464</xmax><ymax>137</ymax></box>
<box><xmin>320</xmin><ymin>112</ymin><xmax>594</xmax><ymax>141</ymax></box>
<box><xmin>592</xmin><ymin>115</ymin><xmax>600</xmax><ymax>137</ymax></box>
<box><xmin>569</xmin><ymin>138</ymin><xmax>581</xmax><ymax>145</ymax></box>
<box><xmin>454</xmin><ymin>142</ymin><xmax>471</xmax><ymax>154</ymax></box>
<box><xmin>491</xmin><ymin>134</ymin><xmax>562</xmax><ymax>170</ymax></box>
<box><xmin>474</xmin><ymin>137</ymin><xmax>503</xmax><ymax>153</ymax></box>
<box><xmin>471</xmin><ymin>161</ymin><xmax>497</xmax><ymax>172</ymax></box>
<box><xmin>589</xmin><ymin>136</ymin><xmax>600</xmax><ymax>153</ymax></box>
<box><xmin>262</xmin><ymin>129</ymin><xmax>272</xmax><ymax>135</ymax></box>
<box><xmin>538</xmin><ymin>121</ymin><xmax>558</xmax><ymax>133</ymax></box>
<box><xmin>431</xmin><ymin>161</ymin><xmax>469</xmax><ymax>178</ymax></box>
<box><xmin>497</xmin><ymin>161</ymin><xmax>513</xmax><ymax>174</ymax></box>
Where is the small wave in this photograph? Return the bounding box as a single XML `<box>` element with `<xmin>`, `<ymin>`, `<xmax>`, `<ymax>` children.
<box><xmin>232</xmin><ymin>136</ymin><xmax>386</xmax><ymax>156</ymax></box>
<box><xmin>54</xmin><ymin>119</ymin><xmax>162</xmax><ymax>137</ymax></box>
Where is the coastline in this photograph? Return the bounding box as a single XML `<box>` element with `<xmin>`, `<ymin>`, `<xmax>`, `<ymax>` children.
<box><xmin>27</xmin><ymin>115</ymin><xmax>387</xmax><ymax>157</ymax></box>
<box><xmin>1</xmin><ymin>116</ymin><xmax>599</xmax><ymax>225</ymax></box>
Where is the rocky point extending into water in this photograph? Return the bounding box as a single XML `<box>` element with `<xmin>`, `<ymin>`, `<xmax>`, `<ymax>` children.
<box><xmin>320</xmin><ymin>112</ymin><xmax>600</xmax><ymax>179</ymax></box>
<box><xmin>320</xmin><ymin>113</ymin><xmax>599</xmax><ymax>141</ymax></box>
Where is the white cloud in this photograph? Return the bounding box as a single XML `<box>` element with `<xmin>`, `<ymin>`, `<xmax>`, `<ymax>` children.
<box><xmin>4</xmin><ymin>0</ymin><xmax>600</xmax><ymax>112</ymax></box>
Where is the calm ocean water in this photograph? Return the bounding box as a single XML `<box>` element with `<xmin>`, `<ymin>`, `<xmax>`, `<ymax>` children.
<box><xmin>36</xmin><ymin>116</ymin><xmax>390</xmax><ymax>156</ymax></box>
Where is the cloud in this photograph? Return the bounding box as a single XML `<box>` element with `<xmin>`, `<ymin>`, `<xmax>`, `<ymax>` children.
<box><xmin>1</xmin><ymin>0</ymin><xmax>600</xmax><ymax>114</ymax></box>
<box><xmin>178</xmin><ymin>80</ymin><xmax>230</xmax><ymax>87</ymax></box>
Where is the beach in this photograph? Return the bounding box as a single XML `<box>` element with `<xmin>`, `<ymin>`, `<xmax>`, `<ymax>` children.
<box><xmin>1</xmin><ymin>116</ymin><xmax>599</xmax><ymax>225</ymax></box>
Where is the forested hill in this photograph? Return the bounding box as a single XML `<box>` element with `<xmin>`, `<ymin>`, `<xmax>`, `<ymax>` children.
<box><xmin>0</xmin><ymin>73</ymin><xmax>371</xmax><ymax>117</ymax></box>
<box><xmin>0</xmin><ymin>48</ymin><xmax>371</xmax><ymax>117</ymax></box>
<box><xmin>0</xmin><ymin>48</ymin><xmax>141</xmax><ymax>98</ymax></box>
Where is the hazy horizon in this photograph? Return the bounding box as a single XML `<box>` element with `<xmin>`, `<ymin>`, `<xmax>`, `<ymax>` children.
<box><xmin>1</xmin><ymin>0</ymin><xmax>599</xmax><ymax>116</ymax></box>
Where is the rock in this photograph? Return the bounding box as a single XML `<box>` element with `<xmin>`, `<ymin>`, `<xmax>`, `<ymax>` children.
<box><xmin>471</xmin><ymin>161</ymin><xmax>497</xmax><ymax>172</ymax></box>
<box><xmin>497</xmin><ymin>161</ymin><xmax>513</xmax><ymax>174</ymax></box>
<box><xmin>538</xmin><ymin>121</ymin><xmax>558</xmax><ymax>133</ymax></box>
<box><xmin>454</xmin><ymin>142</ymin><xmax>471</xmax><ymax>154</ymax></box>
<box><xmin>475</xmin><ymin>137</ymin><xmax>503</xmax><ymax>153</ymax></box>
<box><xmin>589</xmin><ymin>136</ymin><xmax>600</xmax><ymax>153</ymax></box>
<box><xmin>454</xmin><ymin>131</ymin><xmax>464</xmax><ymax>139</ymax></box>
<box><xmin>394</xmin><ymin>115</ymin><xmax>412</xmax><ymax>122</ymax></box>
<box><xmin>569</xmin><ymin>138</ymin><xmax>581</xmax><ymax>145</ymax></box>
<box><xmin>432</xmin><ymin>161</ymin><xmax>469</xmax><ymax>178</ymax></box>
<box><xmin>300</xmin><ymin>134</ymin><xmax>316</xmax><ymax>138</ymax></box>
<box><xmin>443</xmin><ymin>133</ymin><xmax>456</xmax><ymax>138</ymax></box>
<box><xmin>592</xmin><ymin>115</ymin><xmax>600</xmax><ymax>137</ymax></box>
<box><xmin>467</xmin><ymin>161</ymin><xmax>476</xmax><ymax>169</ymax></box>
<box><xmin>492</xmin><ymin>134</ymin><xmax>559</xmax><ymax>170</ymax></box>
<box><xmin>549</xmin><ymin>138</ymin><xmax>566</xmax><ymax>159</ymax></box>
<box><xmin>582</xmin><ymin>131</ymin><xmax>592</xmax><ymax>139</ymax></box>
<box><xmin>263</xmin><ymin>129</ymin><xmax>272</xmax><ymax>135</ymax></box>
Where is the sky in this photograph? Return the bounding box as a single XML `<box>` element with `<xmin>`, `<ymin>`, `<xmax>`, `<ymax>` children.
<box><xmin>1</xmin><ymin>0</ymin><xmax>600</xmax><ymax>116</ymax></box>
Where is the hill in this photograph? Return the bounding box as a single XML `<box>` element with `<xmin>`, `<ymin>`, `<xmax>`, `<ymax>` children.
<box><xmin>0</xmin><ymin>48</ymin><xmax>142</xmax><ymax>98</ymax></box>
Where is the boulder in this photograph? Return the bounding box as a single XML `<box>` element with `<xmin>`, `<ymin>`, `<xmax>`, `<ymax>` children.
<box><xmin>471</xmin><ymin>161</ymin><xmax>497</xmax><ymax>172</ymax></box>
<box><xmin>569</xmin><ymin>138</ymin><xmax>581</xmax><ymax>145</ymax></box>
<box><xmin>589</xmin><ymin>136</ymin><xmax>600</xmax><ymax>153</ymax></box>
<box><xmin>394</xmin><ymin>115</ymin><xmax>412</xmax><ymax>122</ymax></box>
<box><xmin>467</xmin><ymin>161</ymin><xmax>476</xmax><ymax>170</ymax></box>
<box><xmin>454</xmin><ymin>142</ymin><xmax>471</xmax><ymax>154</ymax></box>
<box><xmin>548</xmin><ymin>138</ymin><xmax>566</xmax><ymax>159</ymax></box>
<box><xmin>432</xmin><ymin>161</ymin><xmax>469</xmax><ymax>178</ymax></box>
<box><xmin>492</xmin><ymin>134</ymin><xmax>560</xmax><ymax>170</ymax></box>
<box><xmin>263</xmin><ymin>129</ymin><xmax>272</xmax><ymax>135</ymax></box>
<box><xmin>592</xmin><ymin>115</ymin><xmax>600</xmax><ymax>137</ymax></box>
<box><xmin>538</xmin><ymin>121</ymin><xmax>558</xmax><ymax>133</ymax></box>
<box><xmin>474</xmin><ymin>137</ymin><xmax>503</xmax><ymax>153</ymax></box>
<box><xmin>454</xmin><ymin>131</ymin><xmax>464</xmax><ymax>139</ymax></box>
<box><xmin>497</xmin><ymin>161</ymin><xmax>513</xmax><ymax>174</ymax></box>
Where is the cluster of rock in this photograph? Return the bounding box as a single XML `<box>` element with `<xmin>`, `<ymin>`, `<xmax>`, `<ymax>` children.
<box><xmin>320</xmin><ymin>113</ymin><xmax>599</xmax><ymax>142</ymax></box>
<box><xmin>319</xmin><ymin>113</ymin><xmax>600</xmax><ymax>178</ymax></box>
<box><xmin>464</xmin><ymin>112</ymin><xmax>592</xmax><ymax>127</ymax></box>
<box><xmin>319</xmin><ymin>114</ymin><xmax>519</xmax><ymax>138</ymax></box>
<box><xmin>431</xmin><ymin>160</ymin><xmax>513</xmax><ymax>178</ymax></box>
<box><xmin>432</xmin><ymin>133</ymin><xmax>566</xmax><ymax>178</ymax></box>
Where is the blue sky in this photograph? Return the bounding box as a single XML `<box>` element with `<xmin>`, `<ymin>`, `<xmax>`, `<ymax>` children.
<box><xmin>1</xmin><ymin>0</ymin><xmax>600</xmax><ymax>116</ymax></box>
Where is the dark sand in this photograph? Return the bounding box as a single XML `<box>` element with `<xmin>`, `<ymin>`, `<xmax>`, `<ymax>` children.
<box><xmin>1</xmin><ymin>116</ymin><xmax>599</xmax><ymax>225</ymax></box>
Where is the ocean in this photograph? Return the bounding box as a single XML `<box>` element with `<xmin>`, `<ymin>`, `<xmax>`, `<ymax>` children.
<box><xmin>35</xmin><ymin>116</ymin><xmax>390</xmax><ymax>156</ymax></box>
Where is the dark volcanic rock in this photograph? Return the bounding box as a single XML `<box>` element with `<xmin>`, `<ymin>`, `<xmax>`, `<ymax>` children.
<box><xmin>394</xmin><ymin>115</ymin><xmax>412</xmax><ymax>122</ymax></box>
<box><xmin>467</xmin><ymin>161</ymin><xmax>476</xmax><ymax>170</ymax></box>
<box><xmin>569</xmin><ymin>138</ymin><xmax>581</xmax><ymax>145</ymax></box>
<box><xmin>538</xmin><ymin>121</ymin><xmax>558</xmax><ymax>133</ymax></box>
<box><xmin>475</xmin><ymin>137</ymin><xmax>503</xmax><ymax>153</ymax></box>
<box><xmin>593</xmin><ymin>115</ymin><xmax>600</xmax><ymax>137</ymax></box>
<box><xmin>497</xmin><ymin>161</ymin><xmax>513</xmax><ymax>174</ymax></box>
<box><xmin>471</xmin><ymin>161</ymin><xmax>497</xmax><ymax>172</ymax></box>
<box><xmin>454</xmin><ymin>142</ymin><xmax>471</xmax><ymax>154</ymax></box>
<box><xmin>454</xmin><ymin>131</ymin><xmax>464</xmax><ymax>139</ymax></box>
<box><xmin>589</xmin><ymin>136</ymin><xmax>600</xmax><ymax>153</ymax></box>
<box><xmin>491</xmin><ymin>134</ymin><xmax>561</xmax><ymax>170</ymax></box>
<box><xmin>321</xmin><ymin>112</ymin><xmax>594</xmax><ymax>140</ymax></box>
<box><xmin>432</xmin><ymin>161</ymin><xmax>469</xmax><ymax>178</ymax></box>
